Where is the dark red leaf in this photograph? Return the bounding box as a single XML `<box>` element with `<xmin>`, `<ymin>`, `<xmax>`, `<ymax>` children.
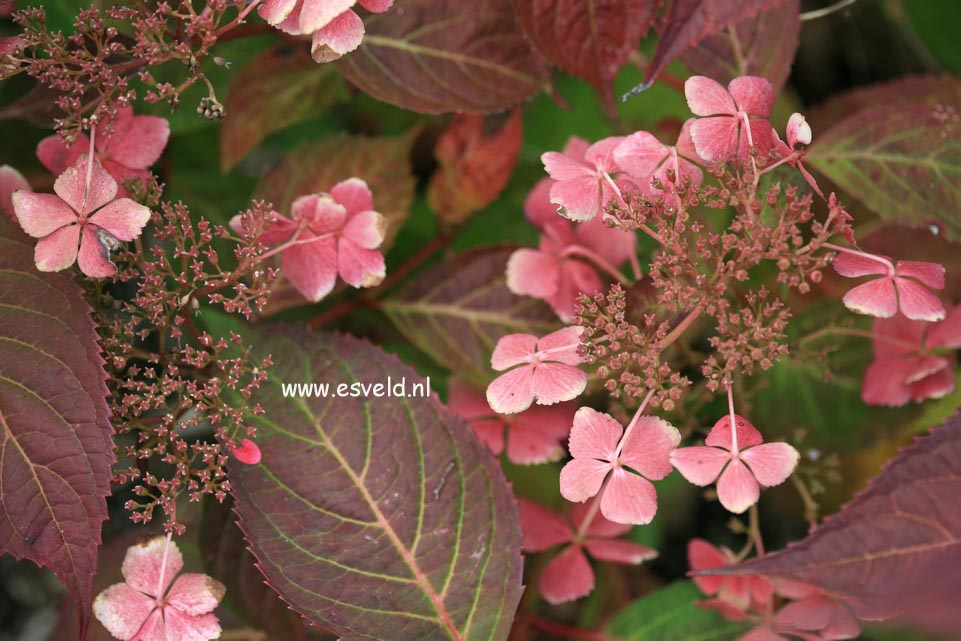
<box><xmin>510</xmin><ymin>0</ymin><xmax>657</xmax><ymax>113</ymax></box>
<box><xmin>336</xmin><ymin>0</ymin><xmax>551</xmax><ymax>114</ymax></box>
<box><xmin>645</xmin><ymin>0</ymin><xmax>791</xmax><ymax>85</ymax></box>
<box><xmin>428</xmin><ymin>111</ymin><xmax>523</xmax><ymax>227</ymax></box>
<box><xmin>0</xmin><ymin>218</ymin><xmax>113</xmax><ymax>640</ymax></box>
<box><xmin>230</xmin><ymin>329</ymin><xmax>524</xmax><ymax>641</ymax></box>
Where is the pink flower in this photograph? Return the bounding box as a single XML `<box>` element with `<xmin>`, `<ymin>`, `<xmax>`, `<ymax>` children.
<box><xmin>773</xmin><ymin>113</ymin><xmax>822</xmax><ymax>197</ymax></box>
<box><xmin>685</xmin><ymin>76</ymin><xmax>776</xmax><ymax>163</ymax></box>
<box><xmin>447</xmin><ymin>379</ymin><xmax>575</xmax><ymax>464</ymax></box>
<box><xmin>862</xmin><ymin>303</ymin><xmax>961</xmax><ymax>406</ymax></box>
<box><xmin>559</xmin><ymin>407</ymin><xmax>680</xmax><ymax>524</ymax></box>
<box><xmin>258</xmin><ymin>0</ymin><xmax>394</xmax><ymax>62</ymax></box>
<box><xmin>486</xmin><ymin>326</ymin><xmax>587</xmax><ymax>414</ymax></box>
<box><xmin>11</xmin><ymin>156</ymin><xmax>151</xmax><ymax>277</ymax></box>
<box><xmin>832</xmin><ymin>251</ymin><xmax>946</xmax><ymax>321</ymax></box>
<box><xmin>232</xmin><ymin>438</ymin><xmax>262</xmax><ymax>464</ymax></box>
<box><xmin>688</xmin><ymin>539</ymin><xmax>773</xmax><ymax>617</ymax></box>
<box><xmin>670</xmin><ymin>414</ymin><xmax>799</xmax><ymax>514</ymax></box>
<box><xmin>93</xmin><ymin>536</ymin><xmax>225</xmax><ymax>641</ymax></box>
<box><xmin>541</xmin><ymin>136</ymin><xmax>632</xmax><ymax>222</ymax></box>
<box><xmin>0</xmin><ymin>164</ymin><xmax>30</xmax><ymax>221</ymax></box>
<box><xmin>230</xmin><ymin>178</ymin><xmax>387</xmax><ymax>302</ymax></box>
<box><xmin>37</xmin><ymin>107</ymin><xmax>169</xmax><ymax>198</ymax></box>
<box><xmin>518</xmin><ymin>497</ymin><xmax>656</xmax><ymax>604</ymax></box>
<box><xmin>613</xmin><ymin>119</ymin><xmax>703</xmax><ymax>195</ymax></box>
<box><xmin>737</xmin><ymin>581</ymin><xmax>860</xmax><ymax>641</ymax></box>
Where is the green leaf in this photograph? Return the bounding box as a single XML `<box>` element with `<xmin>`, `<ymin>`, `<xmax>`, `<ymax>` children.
<box><xmin>606</xmin><ymin>581</ymin><xmax>747</xmax><ymax>641</ymax></box>
<box><xmin>902</xmin><ymin>2</ymin><xmax>961</xmax><ymax>74</ymax></box>
<box><xmin>230</xmin><ymin>328</ymin><xmax>524</xmax><ymax>641</ymax></box>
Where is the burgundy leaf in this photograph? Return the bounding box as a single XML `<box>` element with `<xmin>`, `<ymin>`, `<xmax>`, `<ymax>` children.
<box><xmin>703</xmin><ymin>412</ymin><xmax>961</xmax><ymax>633</ymax></box>
<box><xmin>510</xmin><ymin>0</ymin><xmax>657</xmax><ymax>113</ymax></box>
<box><xmin>0</xmin><ymin>218</ymin><xmax>113</xmax><ymax>640</ymax></box>
<box><xmin>230</xmin><ymin>329</ymin><xmax>524</xmax><ymax>641</ymax></box>
<box><xmin>336</xmin><ymin>0</ymin><xmax>551</xmax><ymax>114</ymax></box>
<box><xmin>645</xmin><ymin>0</ymin><xmax>791</xmax><ymax>85</ymax></box>
<box><xmin>679</xmin><ymin>0</ymin><xmax>799</xmax><ymax>92</ymax></box>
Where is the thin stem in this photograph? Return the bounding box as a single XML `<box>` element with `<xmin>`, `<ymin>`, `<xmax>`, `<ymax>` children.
<box><xmin>822</xmin><ymin>241</ymin><xmax>896</xmax><ymax>276</ymax></box>
<box><xmin>748</xmin><ymin>504</ymin><xmax>764</xmax><ymax>556</ymax></box>
<box><xmin>155</xmin><ymin>531</ymin><xmax>174</xmax><ymax>598</ymax></box>
<box><xmin>791</xmin><ymin>474</ymin><xmax>820</xmax><ymax>529</ymax></box>
<box><xmin>801</xmin><ymin>0</ymin><xmax>859</xmax><ymax>21</ymax></box>
<box><xmin>574</xmin><ymin>488</ymin><xmax>607</xmax><ymax>540</ymax></box>
<box><xmin>628</xmin><ymin>251</ymin><xmax>642</xmax><ymax>280</ymax></box>
<box><xmin>562</xmin><ymin>245</ymin><xmax>632</xmax><ymax>287</ymax></box>
<box><xmin>657</xmin><ymin>303</ymin><xmax>705</xmax><ymax>350</ymax></box>
<box><xmin>81</xmin><ymin>124</ymin><xmax>97</xmax><ymax>216</ymax></box>
<box><xmin>602</xmin><ymin>172</ymin><xmax>630</xmax><ymax>211</ymax></box>
<box><xmin>214</xmin><ymin>0</ymin><xmax>264</xmax><ymax>36</ymax></box>
<box><xmin>799</xmin><ymin>325</ymin><xmax>918</xmax><ymax>352</ymax></box>
<box><xmin>759</xmin><ymin>151</ymin><xmax>800</xmax><ymax>175</ymax></box>
<box><xmin>612</xmin><ymin>388</ymin><xmax>658</xmax><ymax>460</ymax></box>
<box><xmin>727</xmin><ymin>384</ymin><xmax>738</xmax><ymax>454</ymax></box>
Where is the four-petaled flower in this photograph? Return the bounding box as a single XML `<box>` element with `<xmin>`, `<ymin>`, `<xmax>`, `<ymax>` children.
<box><xmin>230</xmin><ymin>178</ymin><xmax>387</xmax><ymax>303</ymax></box>
<box><xmin>685</xmin><ymin>76</ymin><xmax>776</xmax><ymax>163</ymax></box>
<box><xmin>541</xmin><ymin>136</ymin><xmax>631</xmax><ymax>222</ymax></box>
<box><xmin>12</xmin><ymin>155</ymin><xmax>151</xmax><ymax>277</ymax></box>
<box><xmin>614</xmin><ymin>119</ymin><xmax>703</xmax><ymax>196</ymax></box>
<box><xmin>518</xmin><ymin>497</ymin><xmax>656</xmax><ymax>604</ymax></box>
<box><xmin>670</xmin><ymin>414</ymin><xmax>799</xmax><ymax>514</ymax></box>
<box><xmin>688</xmin><ymin>538</ymin><xmax>773</xmax><ymax>618</ymax></box>
<box><xmin>832</xmin><ymin>251</ymin><xmax>946</xmax><ymax>321</ymax></box>
<box><xmin>486</xmin><ymin>326</ymin><xmax>587</xmax><ymax>414</ymax></box>
<box><xmin>258</xmin><ymin>0</ymin><xmax>394</xmax><ymax>62</ymax></box>
<box><xmin>559</xmin><ymin>407</ymin><xmax>680</xmax><ymax>524</ymax></box>
<box><xmin>94</xmin><ymin>536</ymin><xmax>225</xmax><ymax>641</ymax></box>
<box><xmin>448</xmin><ymin>379</ymin><xmax>575</xmax><ymax>464</ymax></box>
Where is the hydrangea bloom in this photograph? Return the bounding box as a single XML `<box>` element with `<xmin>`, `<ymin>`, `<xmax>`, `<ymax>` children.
<box><xmin>518</xmin><ymin>497</ymin><xmax>656</xmax><ymax>604</ymax></box>
<box><xmin>258</xmin><ymin>0</ymin><xmax>394</xmax><ymax>62</ymax></box>
<box><xmin>831</xmin><ymin>251</ymin><xmax>946</xmax><ymax>322</ymax></box>
<box><xmin>613</xmin><ymin>119</ymin><xmax>703</xmax><ymax>195</ymax></box>
<box><xmin>37</xmin><ymin>107</ymin><xmax>169</xmax><ymax>197</ymax></box>
<box><xmin>559</xmin><ymin>407</ymin><xmax>680</xmax><ymax>524</ymax></box>
<box><xmin>685</xmin><ymin>76</ymin><xmax>776</xmax><ymax>163</ymax></box>
<box><xmin>93</xmin><ymin>536</ymin><xmax>225</xmax><ymax>641</ymax></box>
<box><xmin>486</xmin><ymin>326</ymin><xmax>587</xmax><ymax>414</ymax></box>
<box><xmin>0</xmin><ymin>164</ymin><xmax>30</xmax><ymax>220</ymax></box>
<box><xmin>541</xmin><ymin>136</ymin><xmax>632</xmax><ymax>222</ymax></box>
<box><xmin>447</xmin><ymin>379</ymin><xmax>575</xmax><ymax>464</ymax></box>
<box><xmin>689</xmin><ymin>539</ymin><xmax>773</xmax><ymax>616</ymax></box>
<box><xmin>230</xmin><ymin>178</ymin><xmax>386</xmax><ymax>302</ymax></box>
<box><xmin>862</xmin><ymin>303</ymin><xmax>961</xmax><ymax>406</ymax></box>
<box><xmin>11</xmin><ymin>155</ymin><xmax>151</xmax><ymax>277</ymax></box>
<box><xmin>670</xmin><ymin>414</ymin><xmax>799</xmax><ymax>514</ymax></box>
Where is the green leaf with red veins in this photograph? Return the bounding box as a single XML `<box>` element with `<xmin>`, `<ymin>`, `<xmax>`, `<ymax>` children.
<box><xmin>0</xmin><ymin>218</ymin><xmax>113</xmax><ymax>640</ymax></box>
<box><xmin>220</xmin><ymin>44</ymin><xmax>349</xmax><ymax>172</ymax></box>
<box><xmin>230</xmin><ymin>328</ymin><xmax>524</xmax><ymax>641</ymax></box>
<box><xmin>336</xmin><ymin>0</ymin><xmax>551</xmax><ymax>114</ymax></box>
<box><xmin>509</xmin><ymin>0</ymin><xmax>657</xmax><ymax>114</ymax></box>
<box><xmin>382</xmin><ymin>246</ymin><xmax>560</xmax><ymax>387</ymax></box>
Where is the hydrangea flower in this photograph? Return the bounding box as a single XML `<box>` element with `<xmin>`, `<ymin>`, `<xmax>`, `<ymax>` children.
<box><xmin>559</xmin><ymin>407</ymin><xmax>680</xmax><ymax>524</ymax></box>
<box><xmin>862</xmin><ymin>303</ymin><xmax>961</xmax><ymax>406</ymax></box>
<box><xmin>11</xmin><ymin>155</ymin><xmax>151</xmax><ymax>277</ymax></box>
<box><xmin>832</xmin><ymin>251</ymin><xmax>946</xmax><ymax>322</ymax></box>
<box><xmin>613</xmin><ymin>119</ymin><xmax>703</xmax><ymax>196</ymax></box>
<box><xmin>447</xmin><ymin>379</ymin><xmax>575</xmax><ymax>464</ymax></box>
<box><xmin>688</xmin><ymin>539</ymin><xmax>773</xmax><ymax>616</ymax></box>
<box><xmin>518</xmin><ymin>497</ymin><xmax>656</xmax><ymax>604</ymax></box>
<box><xmin>541</xmin><ymin>136</ymin><xmax>632</xmax><ymax>222</ymax></box>
<box><xmin>230</xmin><ymin>178</ymin><xmax>386</xmax><ymax>302</ymax></box>
<box><xmin>736</xmin><ymin>580</ymin><xmax>860</xmax><ymax>641</ymax></box>
<box><xmin>772</xmin><ymin>113</ymin><xmax>822</xmax><ymax>197</ymax></box>
<box><xmin>258</xmin><ymin>0</ymin><xmax>394</xmax><ymax>62</ymax></box>
<box><xmin>685</xmin><ymin>76</ymin><xmax>776</xmax><ymax>163</ymax></box>
<box><xmin>670</xmin><ymin>414</ymin><xmax>799</xmax><ymax>514</ymax></box>
<box><xmin>93</xmin><ymin>536</ymin><xmax>225</xmax><ymax>641</ymax></box>
<box><xmin>37</xmin><ymin>107</ymin><xmax>169</xmax><ymax>197</ymax></box>
<box><xmin>486</xmin><ymin>326</ymin><xmax>587</xmax><ymax>414</ymax></box>
<box><xmin>0</xmin><ymin>164</ymin><xmax>30</xmax><ymax>220</ymax></box>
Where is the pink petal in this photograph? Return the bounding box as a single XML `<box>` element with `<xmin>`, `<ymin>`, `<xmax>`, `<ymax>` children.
<box><xmin>292</xmin><ymin>194</ymin><xmax>345</xmax><ymax>233</ymax></box>
<box><xmin>576</xmin><ymin>215</ymin><xmax>637</xmax><ymax>267</ymax></box>
<box><xmin>88</xmin><ymin>198</ymin><xmax>151</xmax><ymax>241</ymax></box>
<box><xmin>0</xmin><ymin>165</ymin><xmax>31</xmax><ymax>220</ymax></box>
<box><xmin>258</xmin><ymin>0</ymin><xmax>298</xmax><ymax>25</ymax></box>
<box><xmin>506</xmin><ymin>248</ymin><xmax>560</xmax><ymax>298</ymax></box>
<box><xmin>540</xmin><ymin>545</ymin><xmax>595</xmax><ymax>604</ymax></box>
<box><xmin>905</xmin><ymin>354</ymin><xmax>949</xmax><ymax>384</ymax></box>
<box><xmin>506</xmin><ymin>403</ymin><xmax>574</xmax><ymax>465</ymax></box>
<box><xmin>298</xmin><ymin>0</ymin><xmax>355</xmax><ymax>34</ymax></box>
<box><xmin>895</xmin><ymin>277</ymin><xmax>946</xmax><ymax>321</ymax></box>
<box><xmin>689</xmin><ymin>116</ymin><xmax>739</xmax><ymax>162</ymax></box>
<box><xmin>486</xmin><ymin>365</ymin><xmax>534</xmax><ymax>414</ymax></box>
<box><xmin>613</xmin><ymin>131</ymin><xmax>668</xmax><ymax>179</ymax></box>
<box><xmin>706</xmin><ymin>414</ymin><xmax>763</xmax><ymax>449</ymax></box>
<box><xmin>535</xmin><ymin>325</ymin><xmax>585</xmax><ymax>364</ymax></box>
<box><xmin>34</xmin><ymin>224</ymin><xmax>80</xmax><ymax>272</ymax></box>
<box><xmin>716</xmin><ymin>459</ymin><xmax>760</xmax><ymax>514</ymax></box>
<box><xmin>516</xmin><ymin>497</ymin><xmax>572</xmax><ymax>551</ymax></box>
<box><xmin>311</xmin><ymin>9</ymin><xmax>365</xmax><ymax>62</ymax></box>
<box><xmin>542</xmin><ymin>151</ymin><xmax>592</xmax><ymax>181</ymax></box>
<box><xmin>861</xmin><ymin>358</ymin><xmax>915</xmax><ymax>407</ymax></box>
<box><xmin>547</xmin><ymin>259</ymin><xmax>601</xmax><ymax>322</ymax></box>
<box><xmin>584</xmin><ymin>539</ymin><xmax>656</xmax><ymax>565</ymax></box>
<box><xmin>562</xmin><ymin>136</ymin><xmax>590</xmax><ymax>160</ymax></box>
<box><xmin>11</xmin><ymin>191</ymin><xmax>77</xmax><ymax>237</ymax></box>
<box><xmin>895</xmin><ymin>260</ymin><xmax>945</xmax><ymax>290</ymax></box>
<box><xmin>550</xmin><ymin>175</ymin><xmax>603</xmax><ymax>222</ymax></box>
<box><xmin>338</xmin><ymin>239</ymin><xmax>385</xmax><ymax>288</ymax></box>
<box><xmin>728</xmin><ymin>76</ymin><xmax>774</xmax><ymax>117</ymax></box>
<box><xmin>530</xmin><ymin>362</ymin><xmax>587</xmax><ymax>405</ymax></box>
<box><xmin>470</xmin><ymin>418</ymin><xmax>505</xmax><ymax>455</ymax></box>
<box><xmin>739</xmin><ymin>625</ymin><xmax>790</xmax><ymax>641</ymax></box>
<box><xmin>559</xmin><ymin>457</ymin><xmax>611</xmax><ymax>503</ymax></box>
<box><xmin>568</xmin><ymin>407</ymin><xmax>621</xmax><ymax>458</ymax></box>
<box><xmin>685</xmin><ymin>76</ymin><xmax>737</xmax><ymax>116</ymax></box>
<box><xmin>104</xmin><ymin>113</ymin><xmax>170</xmax><ymax>169</ymax></box>
<box><xmin>281</xmin><ymin>235</ymin><xmax>338</xmax><ymax>302</ymax></box>
<box><xmin>166</xmin><ymin>573</ymin><xmax>226</xmax><ymax>615</ymax></box>
<box><xmin>910</xmin><ymin>366</ymin><xmax>956</xmax><ymax>403</ymax></box>
<box><xmin>688</xmin><ymin>539</ymin><xmax>730</xmax><ymax>595</ymax></box>
<box><xmin>786</xmin><ymin>113</ymin><xmax>812</xmax><ymax>147</ymax></box>
<box><xmin>330</xmin><ymin>177</ymin><xmax>373</xmax><ymax>214</ymax></box>
<box><xmin>600</xmin><ymin>469</ymin><xmax>658</xmax><ymax>524</ymax></box>
<box><xmin>740</xmin><ymin>443</ymin><xmax>799</xmax><ymax>487</ymax></box>
<box><xmin>491</xmin><ymin>333</ymin><xmax>537</xmax><ymax>370</ymax></box>
<box><xmin>773</xmin><ymin>578</ymin><xmax>822</xmax><ymax>600</ymax></box>
<box><xmin>92</xmin><ymin>582</ymin><xmax>156</xmax><ymax>641</ymax></box>
<box><xmin>36</xmin><ymin>134</ymin><xmax>86</xmax><ymax>175</ymax></box>
<box><xmin>870</xmin><ymin>313</ymin><xmax>925</xmax><ymax>359</ymax></box>
<box><xmin>619</xmin><ymin>416</ymin><xmax>681</xmax><ymax>480</ymax></box>
<box><xmin>523</xmin><ymin>177</ymin><xmax>558</xmax><ymax>228</ymax></box>
<box><xmin>447</xmin><ymin>379</ymin><xmax>497</xmax><ymax>420</ymax></box>
<box><xmin>358</xmin><ymin>0</ymin><xmax>394</xmax><ymax>11</ymax></box>
<box><xmin>133</xmin><ymin>607</ymin><xmax>166</xmax><ymax>641</ymax></box>
<box><xmin>654</xmin><ymin>154</ymin><xmax>703</xmax><ymax>192</ymax></box>
<box><xmin>122</xmin><ymin>536</ymin><xmax>184</xmax><ymax>597</ymax></box>
<box><xmin>739</xmin><ymin>118</ymin><xmax>777</xmax><ymax>159</ymax></box>
<box><xmin>102</xmin><ymin>160</ymin><xmax>149</xmax><ymax>199</ymax></box>
<box><xmin>53</xmin><ymin>155</ymin><xmax>117</xmax><ymax>216</ymax></box>
<box><xmin>842</xmin><ymin>278</ymin><xmax>898</xmax><ymax>318</ymax></box>
<box><xmin>698</xmin><ymin>598</ymin><xmax>751</xmax><ymax>623</ymax></box>
<box><xmin>927</xmin><ymin>303</ymin><xmax>961</xmax><ymax>349</ymax></box>
<box><xmin>576</xmin><ymin>502</ymin><xmax>630</xmax><ymax>539</ymax></box>
<box><xmin>583</xmin><ymin>136</ymin><xmax>624</xmax><ymax>173</ymax></box>
<box><xmin>822</xmin><ymin>602</ymin><xmax>861</xmax><ymax>639</ymax></box>
<box><xmin>832</xmin><ymin>251</ymin><xmax>890</xmax><ymax>278</ymax></box>
<box><xmin>78</xmin><ymin>226</ymin><xmax>117</xmax><ymax>278</ymax></box>
<box><xmin>670</xmin><ymin>446</ymin><xmax>730</xmax><ymax>486</ymax></box>
<box><xmin>232</xmin><ymin>438</ymin><xmax>262</xmax><ymax>464</ymax></box>
<box><xmin>773</xmin><ymin>596</ymin><xmax>833</xmax><ymax>631</ymax></box>
<box><xmin>162</xmin><ymin>608</ymin><xmax>223</xmax><ymax>641</ymax></box>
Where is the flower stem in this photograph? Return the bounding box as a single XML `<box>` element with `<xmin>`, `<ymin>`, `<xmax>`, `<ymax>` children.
<box><xmin>562</xmin><ymin>245</ymin><xmax>632</xmax><ymax>287</ymax></box>
<box><xmin>81</xmin><ymin>124</ymin><xmax>97</xmax><ymax>216</ymax></box>
<box><xmin>748</xmin><ymin>504</ymin><xmax>764</xmax><ymax>556</ymax></box>
<box><xmin>155</xmin><ymin>531</ymin><xmax>174</xmax><ymax>598</ymax></box>
<box><xmin>727</xmin><ymin>384</ymin><xmax>738</xmax><ymax>454</ymax></box>
<box><xmin>657</xmin><ymin>303</ymin><xmax>705</xmax><ymax>351</ymax></box>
